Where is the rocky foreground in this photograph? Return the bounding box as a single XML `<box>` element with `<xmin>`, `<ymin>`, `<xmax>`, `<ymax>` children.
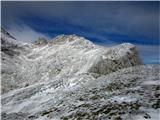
<box><xmin>1</xmin><ymin>29</ymin><xmax>160</xmax><ymax>120</ymax></box>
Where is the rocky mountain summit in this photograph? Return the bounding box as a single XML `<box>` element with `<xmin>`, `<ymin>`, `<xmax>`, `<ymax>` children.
<box><xmin>1</xmin><ymin>28</ymin><xmax>159</xmax><ymax>120</ymax></box>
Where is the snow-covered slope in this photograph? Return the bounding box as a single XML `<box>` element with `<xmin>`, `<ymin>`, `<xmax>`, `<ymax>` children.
<box><xmin>2</xmin><ymin>65</ymin><xmax>160</xmax><ymax>120</ymax></box>
<box><xmin>1</xmin><ymin>29</ymin><xmax>159</xmax><ymax>120</ymax></box>
<box><xmin>1</xmin><ymin>32</ymin><xmax>142</xmax><ymax>93</ymax></box>
<box><xmin>1</xmin><ymin>29</ymin><xmax>35</xmax><ymax>93</ymax></box>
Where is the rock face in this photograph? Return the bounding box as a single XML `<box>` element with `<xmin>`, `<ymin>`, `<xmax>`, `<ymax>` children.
<box><xmin>1</xmin><ymin>28</ymin><xmax>159</xmax><ymax>120</ymax></box>
<box><xmin>1</xmin><ymin>27</ymin><xmax>16</xmax><ymax>40</ymax></box>
<box><xmin>34</xmin><ymin>37</ymin><xmax>48</xmax><ymax>45</ymax></box>
<box><xmin>88</xmin><ymin>43</ymin><xmax>142</xmax><ymax>75</ymax></box>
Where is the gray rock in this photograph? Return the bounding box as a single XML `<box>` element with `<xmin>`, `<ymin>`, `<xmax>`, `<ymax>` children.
<box><xmin>34</xmin><ymin>37</ymin><xmax>48</xmax><ymax>45</ymax></box>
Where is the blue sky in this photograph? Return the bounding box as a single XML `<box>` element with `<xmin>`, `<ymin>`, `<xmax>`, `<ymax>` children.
<box><xmin>1</xmin><ymin>1</ymin><xmax>160</xmax><ymax>64</ymax></box>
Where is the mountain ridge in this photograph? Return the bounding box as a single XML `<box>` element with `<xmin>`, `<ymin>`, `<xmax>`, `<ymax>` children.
<box><xmin>1</xmin><ymin>28</ymin><xmax>159</xmax><ymax>120</ymax></box>
<box><xmin>1</xmin><ymin>28</ymin><xmax>142</xmax><ymax>93</ymax></box>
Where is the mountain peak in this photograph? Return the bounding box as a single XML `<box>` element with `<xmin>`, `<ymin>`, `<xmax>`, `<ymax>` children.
<box><xmin>49</xmin><ymin>34</ymin><xmax>91</xmax><ymax>45</ymax></box>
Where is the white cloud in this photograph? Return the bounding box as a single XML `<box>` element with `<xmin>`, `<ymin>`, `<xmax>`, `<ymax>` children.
<box><xmin>7</xmin><ymin>23</ymin><xmax>49</xmax><ymax>42</ymax></box>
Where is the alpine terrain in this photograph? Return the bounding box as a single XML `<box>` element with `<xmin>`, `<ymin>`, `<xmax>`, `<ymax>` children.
<box><xmin>1</xmin><ymin>28</ymin><xmax>160</xmax><ymax>120</ymax></box>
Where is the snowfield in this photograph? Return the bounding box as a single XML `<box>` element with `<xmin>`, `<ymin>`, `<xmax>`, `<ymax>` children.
<box><xmin>1</xmin><ymin>29</ymin><xmax>160</xmax><ymax>120</ymax></box>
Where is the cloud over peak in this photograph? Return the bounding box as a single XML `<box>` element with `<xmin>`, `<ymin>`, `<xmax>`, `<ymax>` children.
<box><xmin>1</xmin><ymin>1</ymin><xmax>159</xmax><ymax>64</ymax></box>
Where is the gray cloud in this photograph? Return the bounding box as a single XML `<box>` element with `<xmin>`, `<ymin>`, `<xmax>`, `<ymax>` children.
<box><xmin>2</xmin><ymin>1</ymin><xmax>159</xmax><ymax>40</ymax></box>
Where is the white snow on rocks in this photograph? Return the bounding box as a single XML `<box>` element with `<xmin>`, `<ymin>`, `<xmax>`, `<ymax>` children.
<box><xmin>1</xmin><ymin>32</ymin><xmax>142</xmax><ymax>93</ymax></box>
<box><xmin>1</xmin><ymin>29</ymin><xmax>159</xmax><ymax>120</ymax></box>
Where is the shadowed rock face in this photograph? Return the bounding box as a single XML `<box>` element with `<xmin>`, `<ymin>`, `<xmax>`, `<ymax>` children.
<box><xmin>1</xmin><ymin>27</ymin><xmax>16</xmax><ymax>40</ymax></box>
<box><xmin>2</xmin><ymin>29</ymin><xmax>159</xmax><ymax>120</ymax></box>
<box><xmin>34</xmin><ymin>37</ymin><xmax>48</xmax><ymax>46</ymax></box>
<box><xmin>88</xmin><ymin>43</ymin><xmax>142</xmax><ymax>75</ymax></box>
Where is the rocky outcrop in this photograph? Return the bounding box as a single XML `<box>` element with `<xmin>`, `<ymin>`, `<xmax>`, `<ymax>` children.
<box><xmin>1</xmin><ymin>27</ymin><xmax>16</xmax><ymax>40</ymax></box>
<box><xmin>49</xmin><ymin>34</ymin><xmax>78</xmax><ymax>44</ymax></box>
<box><xmin>34</xmin><ymin>37</ymin><xmax>48</xmax><ymax>45</ymax></box>
<box><xmin>89</xmin><ymin>43</ymin><xmax>142</xmax><ymax>75</ymax></box>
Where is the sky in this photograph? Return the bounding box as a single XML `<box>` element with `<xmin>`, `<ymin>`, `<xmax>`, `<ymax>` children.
<box><xmin>1</xmin><ymin>1</ymin><xmax>160</xmax><ymax>64</ymax></box>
